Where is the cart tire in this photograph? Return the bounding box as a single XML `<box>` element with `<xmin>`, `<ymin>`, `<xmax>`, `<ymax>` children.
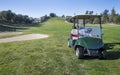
<box><xmin>68</xmin><ymin>42</ymin><xmax>71</xmax><ymax>48</ymax></box>
<box><xmin>98</xmin><ymin>48</ymin><xmax>107</xmax><ymax>59</ymax></box>
<box><xmin>75</xmin><ymin>47</ymin><xmax>84</xmax><ymax>59</ymax></box>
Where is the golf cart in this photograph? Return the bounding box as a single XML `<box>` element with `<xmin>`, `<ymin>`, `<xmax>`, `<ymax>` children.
<box><xmin>68</xmin><ymin>15</ymin><xmax>106</xmax><ymax>59</ymax></box>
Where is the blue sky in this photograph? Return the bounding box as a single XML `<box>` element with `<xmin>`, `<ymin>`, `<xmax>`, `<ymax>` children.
<box><xmin>0</xmin><ymin>0</ymin><xmax>120</xmax><ymax>18</ymax></box>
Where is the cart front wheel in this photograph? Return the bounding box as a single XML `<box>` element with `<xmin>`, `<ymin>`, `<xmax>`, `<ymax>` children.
<box><xmin>75</xmin><ymin>47</ymin><xmax>84</xmax><ymax>59</ymax></box>
<box><xmin>68</xmin><ymin>42</ymin><xmax>71</xmax><ymax>48</ymax></box>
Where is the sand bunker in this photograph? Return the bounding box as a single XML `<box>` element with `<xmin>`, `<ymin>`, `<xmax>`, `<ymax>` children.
<box><xmin>0</xmin><ymin>34</ymin><xmax>49</xmax><ymax>43</ymax></box>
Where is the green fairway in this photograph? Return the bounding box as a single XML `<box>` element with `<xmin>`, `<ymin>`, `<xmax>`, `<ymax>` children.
<box><xmin>0</xmin><ymin>18</ymin><xmax>120</xmax><ymax>75</ymax></box>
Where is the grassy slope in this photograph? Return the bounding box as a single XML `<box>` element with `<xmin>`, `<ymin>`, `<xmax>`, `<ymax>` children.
<box><xmin>0</xmin><ymin>18</ymin><xmax>120</xmax><ymax>75</ymax></box>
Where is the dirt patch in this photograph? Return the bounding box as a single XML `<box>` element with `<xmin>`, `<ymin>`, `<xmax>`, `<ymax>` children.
<box><xmin>0</xmin><ymin>34</ymin><xmax>49</xmax><ymax>43</ymax></box>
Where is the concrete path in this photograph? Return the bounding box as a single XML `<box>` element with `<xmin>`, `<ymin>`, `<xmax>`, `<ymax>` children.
<box><xmin>0</xmin><ymin>34</ymin><xmax>49</xmax><ymax>43</ymax></box>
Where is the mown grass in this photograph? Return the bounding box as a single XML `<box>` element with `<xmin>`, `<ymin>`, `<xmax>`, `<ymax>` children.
<box><xmin>0</xmin><ymin>18</ymin><xmax>120</xmax><ymax>75</ymax></box>
<box><xmin>0</xmin><ymin>33</ymin><xmax>24</xmax><ymax>39</ymax></box>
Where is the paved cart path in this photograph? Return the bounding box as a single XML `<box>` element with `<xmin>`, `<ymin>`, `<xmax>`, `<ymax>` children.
<box><xmin>0</xmin><ymin>34</ymin><xmax>49</xmax><ymax>43</ymax></box>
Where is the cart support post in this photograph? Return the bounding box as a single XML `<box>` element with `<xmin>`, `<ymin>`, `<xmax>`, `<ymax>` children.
<box><xmin>73</xmin><ymin>18</ymin><xmax>75</xmax><ymax>27</ymax></box>
<box><xmin>83</xmin><ymin>19</ymin><xmax>85</xmax><ymax>27</ymax></box>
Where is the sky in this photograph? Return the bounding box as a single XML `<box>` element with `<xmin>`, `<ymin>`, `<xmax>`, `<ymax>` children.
<box><xmin>0</xmin><ymin>0</ymin><xmax>120</xmax><ymax>18</ymax></box>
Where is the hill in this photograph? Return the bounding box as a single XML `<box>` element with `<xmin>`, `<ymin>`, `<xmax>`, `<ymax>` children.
<box><xmin>0</xmin><ymin>18</ymin><xmax>120</xmax><ymax>75</ymax></box>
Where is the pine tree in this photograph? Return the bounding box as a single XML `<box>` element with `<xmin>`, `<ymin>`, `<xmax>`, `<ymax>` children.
<box><xmin>101</xmin><ymin>9</ymin><xmax>109</xmax><ymax>23</ymax></box>
<box><xmin>109</xmin><ymin>7</ymin><xmax>116</xmax><ymax>23</ymax></box>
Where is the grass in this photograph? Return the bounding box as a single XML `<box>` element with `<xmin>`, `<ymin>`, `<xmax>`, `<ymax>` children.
<box><xmin>0</xmin><ymin>18</ymin><xmax>120</xmax><ymax>75</ymax></box>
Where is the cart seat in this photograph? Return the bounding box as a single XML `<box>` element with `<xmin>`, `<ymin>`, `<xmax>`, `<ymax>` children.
<box><xmin>71</xmin><ymin>28</ymin><xmax>78</xmax><ymax>40</ymax></box>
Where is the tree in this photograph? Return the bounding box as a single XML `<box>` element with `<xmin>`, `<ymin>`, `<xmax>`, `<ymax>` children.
<box><xmin>0</xmin><ymin>11</ymin><xmax>8</xmax><ymax>23</ymax></box>
<box><xmin>93</xmin><ymin>18</ymin><xmax>99</xmax><ymax>24</ymax></box>
<box><xmin>89</xmin><ymin>11</ymin><xmax>94</xmax><ymax>23</ymax></box>
<box><xmin>11</xmin><ymin>13</ymin><xmax>16</xmax><ymax>24</ymax></box>
<box><xmin>66</xmin><ymin>16</ymin><xmax>73</xmax><ymax>23</ymax></box>
<box><xmin>85</xmin><ymin>11</ymin><xmax>94</xmax><ymax>23</ymax></box>
<box><xmin>109</xmin><ymin>8</ymin><xmax>116</xmax><ymax>23</ymax></box>
<box><xmin>40</xmin><ymin>15</ymin><xmax>49</xmax><ymax>23</ymax></box>
<box><xmin>49</xmin><ymin>13</ymin><xmax>56</xmax><ymax>17</ymax></box>
<box><xmin>62</xmin><ymin>15</ymin><xmax>65</xmax><ymax>19</ymax></box>
<box><xmin>89</xmin><ymin>11</ymin><xmax>93</xmax><ymax>15</ymax></box>
<box><xmin>0</xmin><ymin>10</ymin><xmax>15</xmax><ymax>24</ymax></box>
<box><xmin>85</xmin><ymin>10</ymin><xmax>89</xmax><ymax>14</ymax></box>
<box><xmin>0</xmin><ymin>10</ymin><xmax>34</xmax><ymax>25</ymax></box>
<box><xmin>6</xmin><ymin>10</ymin><xmax>14</xmax><ymax>24</ymax></box>
<box><xmin>114</xmin><ymin>14</ymin><xmax>120</xmax><ymax>24</ymax></box>
<box><xmin>101</xmin><ymin>9</ymin><xmax>109</xmax><ymax>23</ymax></box>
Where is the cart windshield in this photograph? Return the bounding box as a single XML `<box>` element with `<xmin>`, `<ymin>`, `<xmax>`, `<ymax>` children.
<box><xmin>78</xmin><ymin>26</ymin><xmax>102</xmax><ymax>38</ymax></box>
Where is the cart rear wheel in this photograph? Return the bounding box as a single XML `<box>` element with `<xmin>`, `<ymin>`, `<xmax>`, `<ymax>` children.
<box><xmin>75</xmin><ymin>47</ymin><xmax>84</xmax><ymax>59</ymax></box>
<box><xmin>98</xmin><ymin>48</ymin><xmax>107</xmax><ymax>59</ymax></box>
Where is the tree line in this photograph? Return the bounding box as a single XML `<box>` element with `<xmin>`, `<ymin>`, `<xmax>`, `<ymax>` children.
<box><xmin>40</xmin><ymin>13</ymin><xmax>57</xmax><ymax>23</ymax></box>
<box><xmin>66</xmin><ymin>8</ymin><xmax>120</xmax><ymax>24</ymax></box>
<box><xmin>0</xmin><ymin>10</ymin><xmax>57</xmax><ymax>26</ymax></box>
<box><xmin>101</xmin><ymin>8</ymin><xmax>120</xmax><ymax>24</ymax></box>
<box><xmin>0</xmin><ymin>10</ymin><xmax>35</xmax><ymax>24</ymax></box>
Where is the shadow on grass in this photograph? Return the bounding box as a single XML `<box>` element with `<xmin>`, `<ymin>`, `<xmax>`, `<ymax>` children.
<box><xmin>104</xmin><ymin>42</ymin><xmax>120</xmax><ymax>50</ymax></box>
<box><xmin>104</xmin><ymin>42</ymin><xmax>120</xmax><ymax>60</ymax></box>
<box><xmin>80</xmin><ymin>56</ymin><xmax>98</xmax><ymax>60</ymax></box>
<box><xmin>106</xmin><ymin>51</ymin><xmax>120</xmax><ymax>60</ymax></box>
<box><xmin>0</xmin><ymin>23</ymin><xmax>42</xmax><ymax>32</ymax></box>
<box><xmin>17</xmin><ymin>23</ymin><xmax>42</xmax><ymax>27</ymax></box>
